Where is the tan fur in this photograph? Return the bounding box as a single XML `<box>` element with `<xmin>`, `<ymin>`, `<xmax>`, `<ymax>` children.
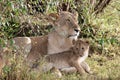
<box><xmin>43</xmin><ymin>39</ymin><xmax>91</xmax><ymax>76</ymax></box>
<box><xmin>0</xmin><ymin>11</ymin><xmax>80</xmax><ymax>70</ymax></box>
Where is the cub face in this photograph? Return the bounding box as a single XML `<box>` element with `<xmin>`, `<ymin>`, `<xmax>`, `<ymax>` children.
<box><xmin>72</xmin><ymin>39</ymin><xmax>89</xmax><ymax>57</ymax></box>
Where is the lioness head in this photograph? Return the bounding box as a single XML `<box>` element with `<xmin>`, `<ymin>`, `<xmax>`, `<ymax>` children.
<box><xmin>72</xmin><ymin>39</ymin><xmax>89</xmax><ymax>57</ymax></box>
<box><xmin>48</xmin><ymin>11</ymin><xmax>80</xmax><ymax>40</ymax></box>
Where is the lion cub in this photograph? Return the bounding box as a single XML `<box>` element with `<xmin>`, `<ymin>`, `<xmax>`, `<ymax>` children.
<box><xmin>43</xmin><ymin>39</ymin><xmax>90</xmax><ymax>76</ymax></box>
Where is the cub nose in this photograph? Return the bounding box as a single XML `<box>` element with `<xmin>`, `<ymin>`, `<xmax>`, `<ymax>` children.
<box><xmin>74</xmin><ymin>29</ymin><xmax>79</xmax><ymax>32</ymax></box>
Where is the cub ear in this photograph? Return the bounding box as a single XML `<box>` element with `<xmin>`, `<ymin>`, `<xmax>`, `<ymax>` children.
<box><xmin>46</xmin><ymin>13</ymin><xmax>59</xmax><ymax>25</ymax></box>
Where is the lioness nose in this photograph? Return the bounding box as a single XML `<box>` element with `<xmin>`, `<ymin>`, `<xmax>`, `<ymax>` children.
<box><xmin>74</xmin><ymin>29</ymin><xmax>79</xmax><ymax>32</ymax></box>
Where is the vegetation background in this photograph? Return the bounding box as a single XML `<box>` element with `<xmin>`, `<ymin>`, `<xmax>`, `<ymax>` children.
<box><xmin>0</xmin><ymin>0</ymin><xmax>120</xmax><ymax>80</ymax></box>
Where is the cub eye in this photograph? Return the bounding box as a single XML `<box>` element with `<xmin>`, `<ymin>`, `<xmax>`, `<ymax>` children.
<box><xmin>81</xmin><ymin>47</ymin><xmax>84</xmax><ymax>50</ymax></box>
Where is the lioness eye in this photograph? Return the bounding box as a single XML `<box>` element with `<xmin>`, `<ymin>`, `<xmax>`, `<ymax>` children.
<box><xmin>66</xmin><ymin>18</ymin><xmax>70</xmax><ymax>22</ymax></box>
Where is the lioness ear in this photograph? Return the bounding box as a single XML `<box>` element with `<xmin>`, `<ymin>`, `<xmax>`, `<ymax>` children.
<box><xmin>72</xmin><ymin>10</ymin><xmax>78</xmax><ymax>20</ymax></box>
<box><xmin>46</xmin><ymin>13</ymin><xmax>59</xmax><ymax>25</ymax></box>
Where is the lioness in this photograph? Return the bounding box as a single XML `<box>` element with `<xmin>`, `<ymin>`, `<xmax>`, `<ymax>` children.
<box><xmin>42</xmin><ymin>39</ymin><xmax>91</xmax><ymax>76</ymax></box>
<box><xmin>0</xmin><ymin>11</ymin><xmax>80</xmax><ymax>69</ymax></box>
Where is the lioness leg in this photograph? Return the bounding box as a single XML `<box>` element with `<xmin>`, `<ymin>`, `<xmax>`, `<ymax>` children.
<box><xmin>50</xmin><ymin>67</ymin><xmax>62</xmax><ymax>78</ymax></box>
<box><xmin>42</xmin><ymin>64</ymin><xmax>62</xmax><ymax>78</ymax></box>
<box><xmin>41</xmin><ymin>63</ymin><xmax>53</xmax><ymax>72</ymax></box>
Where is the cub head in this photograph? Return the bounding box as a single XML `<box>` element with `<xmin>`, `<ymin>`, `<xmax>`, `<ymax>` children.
<box><xmin>48</xmin><ymin>11</ymin><xmax>80</xmax><ymax>40</ymax></box>
<box><xmin>72</xmin><ymin>39</ymin><xmax>89</xmax><ymax>57</ymax></box>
